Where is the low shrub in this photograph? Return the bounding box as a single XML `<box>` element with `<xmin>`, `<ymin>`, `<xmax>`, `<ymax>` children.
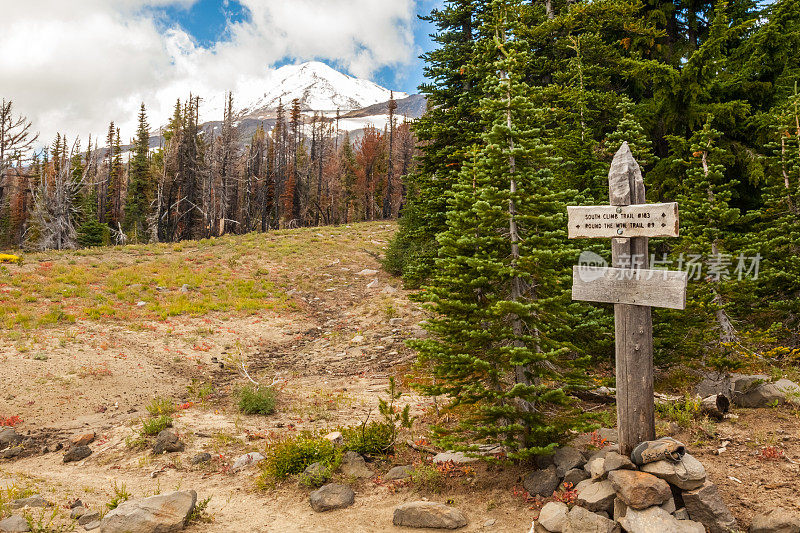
<box><xmin>343</xmin><ymin>421</ymin><xmax>395</xmax><ymax>455</ymax></box>
<box><xmin>260</xmin><ymin>433</ymin><xmax>339</xmax><ymax>481</ymax></box>
<box><xmin>237</xmin><ymin>385</ymin><xmax>276</xmax><ymax>415</ymax></box>
<box><xmin>146</xmin><ymin>396</ymin><xmax>176</xmax><ymax>417</ymax></box>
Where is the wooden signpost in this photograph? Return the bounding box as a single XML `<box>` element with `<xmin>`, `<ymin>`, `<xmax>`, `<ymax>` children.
<box><xmin>569</xmin><ymin>142</ymin><xmax>688</xmax><ymax>456</ymax></box>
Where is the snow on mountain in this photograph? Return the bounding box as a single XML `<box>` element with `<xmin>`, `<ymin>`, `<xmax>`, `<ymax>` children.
<box><xmin>200</xmin><ymin>61</ymin><xmax>408</xmax><ymax>123</ymax></box>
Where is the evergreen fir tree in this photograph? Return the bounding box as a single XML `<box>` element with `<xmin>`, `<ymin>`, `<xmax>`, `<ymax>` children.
<box><xmin>124</xmin><ymin>103</ymin><xmax>152</xmax><ymax>241</ymax></box>
<box><xmin>412</xmin><ymin>0</ymin><xmax>590</xmax><ymax>457</ymax></box>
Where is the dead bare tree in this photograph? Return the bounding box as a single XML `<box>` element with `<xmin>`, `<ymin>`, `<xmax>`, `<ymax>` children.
<box><xmin>29</xmin><ymin>138</ymin><xmax>85</xmax><ymax>250</ymax></box>
<box><xmin>0</xmin><ymin>99</ymin><xmax>39</xmax><ymax>209</ymax></box>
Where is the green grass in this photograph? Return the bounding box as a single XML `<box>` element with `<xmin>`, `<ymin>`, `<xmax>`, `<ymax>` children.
<box><xmin>141</xmin><ymin>415</ymin><xmax>173</xmax><ymax>436</ymax></box>
<box><xmin>259</xmin><ymin>433</ymin><xmax>340</xmax><ymax>483</ymax></box>
<box><xmin>106</xmin><ymin>482</ymin><xmax>131</xmax><ymax>511</ymax></box>
<box><xmin>236</xmin><ymin>385</ymin><xmax>277</xmax><ymax>415</ymax></box>
<box><xmin>146</xmin><ymin>397</ymin><xmax>176</xmax><ymax>417</ymax></box>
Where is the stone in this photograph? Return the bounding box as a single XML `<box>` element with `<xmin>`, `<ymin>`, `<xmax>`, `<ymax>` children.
<box><xmin>309</xmin><ymin>484</ymin><xmax>355</xmax><ymax>512</ymax></box>
<box><xmin>682</xmin><ymin>481</ymin><xmax>738</xmax><ymax>533</ymax></box>
<box><xmin>608</xmin><ymin>470</ymin><xmax>671</xmax><ymax>510</ymax></box>
<box><xmin>613</xmin><ymin>498</ymin><xmax>627</xmax><ymax>522</ymax></box>
<box><xmin>392</xmin><ymin>501</ymin><xmax>467</xmax><ymax>529</ymax></box>
<box><xmin>574</xmin><ymin>479</ymin><xmax>594</xmax><ymax>493</ymax></box>
<box><xmin>70</xmin><ymin>506</ymin><xmax>86</xmax><ymax>519</ymax></box>
<box><xmin>303</xmin><ymin>462</ymin><xmax>329</xmax><ymax>486</ymax></box>
<box><xmin>70</xmin><ymin>499</ymin><xmax>84</xmax><ymax>509</ymax></box>
<box><xmin>63</xmin><ymin>445</ymin><xmax>92</xmax><ymax>463</ymax></box>
<box><xmin>729</xmin><ymin>375</ymin><xmax>800</xmax><ymax>408</ymax></box>
<box><xmin>231</xmin><ymin>452</ymin><xmax>265</xmax><ymax>472</ymax></box>
<box><xmin>1</xmin><ymin>447</ymin><xmax>22</xmax><ymax>459</ymax></box>
<box><xmin>0</xmin><ymin>428</ymin><xmax>22</xmax><ymax>449</ymax></box>
<box><xmin>603</xmin><ymin>452</ymin><xmax>635</xmax><ymax>474</ymax></box>
<box><xmin>433</xmin><ymin>451</ymin><xmax>478</xmax><ymax>464</ymax></box>
<box><xmin>576</xmin><ymin>480</ymin><xmax>616</xmax><ymax>513</ymax></box>
<box><xmin>554</xmin><ymin>447</ymin><xmax>587</xmax><ymax>478</ymax></box>
<box><xmin>152</xmin><ymin>430</ymin><xmax>184</xmax><ymax>455</ymax></box>
<box><xmin>750</xmin><ymin>508</ymin><xmax>800</xmax><ymax>533</ymax></box>
<box><xmin>340</xmin><ymin>451</ymin><xmax>373</xmax><ymax>478</ymax></box>
<box><xmin>83</xmin><ymin>521</ymin><xmax>100</xmax><ymax>531</ymax></box>
<box><xmin>357</xmin><ymin>269</ymin><xmax>379</xmax><ymax>276</ymax></box>
<box><xmin>640</xmin><ymin>454</ymin><xmax>706</xmax><ymax>490</ymax></box>
<box><xmin>389</xmin><ymin>318</ymin><xmax>404</xmax><ymax>327</ymax></box>
<box><xmin>10</xmin><ymin>495</ymin><xmax>52</xmax><ymax>509</ymax></box>
<box><xmin>78</xmin><ymin>511</ymin><xmax>100</xmax><ymax>526</ymax></box>
<box><xmin>71</xmin><ymin>432</ymin><xmax>96</xmax><ymax>447</ymax></box>
<box><xmin>190</xmin><ymin>453</ymin><xmax>211</xmax><ymax>465</ymax></box>
<box><xmin>324</xmin><ymin>431</ymin><xmax>343</xmax><ymax>446</ymax></box>
<box><xmin>662</xmin><ymin>495</ymin><xmax>677</xmax><ymax>514</ymax></box>
<box><xmin>100</xmin><ymin>491</ymin><xmax>195</xmax><ymax>533</ymax></box>
<box><xmin>674</xmin><ymin>508</ymin><xmax>690</xmax><ymax>521</ymax></box>
<box><xmin>563</xmin><ymin>468</ymin><xmax>590</xmax><ymax>487</ymax></box>
<box><xmin>563</xmin><ymin>505</ymin><xmax>620</xmax><ymax>533</ymax></box>
<box><xmin>585</xmin><ymin>456</ymin><xmax>606</xmax><ymax>479</ymax></box>
<box><xmin>385</xmin><ymin>465</ymin><xmax>412</xmax><ymax>481</ymax></box>
<box><xmin>619</xmin><ymin>506</ymin><xmax>705</xmax><ymax>533</ymax></box>
<box><xmin>538</xmin><ymin>501</ymin><xmax>569</xmax><ymax>533</ymax></box>
<box><xmin>0</xmin><ymin>515</ymin><xmax>30</xmax><ymax>533</ymax></box>
<box><xmin>523</xmin><ymin>465</ymin><xmax>560</xmax><ymax>498</ymax></box>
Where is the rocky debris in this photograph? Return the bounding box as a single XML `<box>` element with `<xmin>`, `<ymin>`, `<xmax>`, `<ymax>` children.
<box><xmin>63</xmin><ymin>445</ymin><xmax>92</xmax><ymax>463</ymax></box>
<box><xmin>99</xmin><ymin>490</ymin><xmax>196</xmax><ymax>533</ymax></box>
<box><xmin>538</xmin><ymin>501</ymin><xmax>569</xmax><ymax>532</ymax></box>
<box><xmin>640</xmin><ymin>454</ymin><xmax>706</xmax><ymax>490</ymax></box>
<box><xmin>0</xmin><ymin>428</ymin><xmax>23</xmax><ymax>449</ymax></box>
<box><xmin>523</xmin><ymin>465</ymin><xmax>560</xmax><ymax>498</ymax></box>
<box><xmin>309</xmin><ymin>484</ymin><xmax>355</xmax><ymax>512</ymax></box>
<box><xmin>618</xmin><ymin>506</ymin><xmax>705</xmax><ymax>533</ymax></box>
<box><xmin>563</xmin><ymin>505</ymin><xmax>619</xmax><ymax>533</ymax></box>
<box><xmin>0</xmin><ymin>515</ymin><xmax>30</xmax><ymax>533</ymax></box>
<box><xmin>608</xmin><ymin>470</ymin><xmax>671</xmax><ymax>510</ymax></box>
<box><xmin>392</xmin><ymin>501</ymin><xmax>467</xmax><ymax>529</ymax></box>
<box><xmin>385</xmin><ymin>465</ymin><xmax>412</xmax><ymax>481</ymax></box>
<box><xmin>576</xmin><ymin>480</ymin><xmax>616</xmax><ymax>513</ymax></box>
<box><xmin>231</xmin><ymin>452</ymin><xmax>265</xmax><ymax>472</ymax></box>
<box><xmin>554</xmin><ymin>447</ymin><xmax>587</xmax><ymax>478</ymax></box>
<box><xmin>71</xmin><ymin>432</ymin><xmax>96</xmax><ymax>447</ymax></box>
<box><xmin>340</xmin><ymin>451</ymin><xmax>373</xmax><ymax>478</ymax></box>
<box><xmin>674</xmin><ymin>508</ymin><xmax>690</xmax><ymax>521</ymax></box>
<box><xmin>389</xmin><ymin>318</ymin><xmax>404</xmax><ymax>327</ymax></box>
<box><xmin>603</xmin><ymin>452</ymin><xmax>635</xmax><ymax>473</ymax></box>
<box><xmin>70</xmin><ymin>506</ymin><xmax>86</xmax><ymax>519</ymax></box>
<box><xmin>152</xmin><ymin>430</ymin><xmax>184</xmax><ymax>455</ymax></box>
<box><xmin>83</xmin><ymin>520</ymin><xmax>100</xmax><ymax>531</ymax></box>
<box><xmin>10</xmin><ymin>495</ymin><xmax>51</xmax><ymax>510</ymax></box>
<box><xmin>190</xmin><ymin>453</ymin><xmax>211</xmax><ymax>465</ymax></box>
<box><xmin>357</xmin><ymin>269</ymin><xmax>379</xmax><ymax>276</ymax></box>
<box><xmin>563</xmin><ymin>468</ymin><xmax>589</xmax><ymax>487</ymax></box>
<box><xmin>78</xmin><ymin>511</ymin><xmax>100</xmax><ymax>526</ymax></box>
<box><xmin>682</xmin><ymin>482</ymin><xmax>738</xmax><ymax>533</ymax></box>
<box><xmin>750</xmin><ymin>508</ymin><xmax>800</xmax><ymax>533</ymax></box>
<box><xmin>324</xmin><ymin>431</ymin><xmax>343</xmax><ymax>446</ymax></box>
<box><xmin>730</xmin><ymin>375</ymin><xmax>800</xmax><ymax>408</ymax></box>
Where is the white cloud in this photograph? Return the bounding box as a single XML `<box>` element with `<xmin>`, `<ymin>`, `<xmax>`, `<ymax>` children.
<box><xmin>0</xmin><ymin>0</ymin><xmax>416</xmax><ymax>147</ymax></box>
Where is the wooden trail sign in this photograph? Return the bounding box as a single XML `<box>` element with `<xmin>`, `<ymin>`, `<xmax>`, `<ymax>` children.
<box><xmin>567</xmin><ymin>202</ymin><xmax>679</xmax><ymax>239</ymax></box>
<box><xmin>568</xmin><ymin>142</ymin><xmax>687</xmax><ymax>456</ymax></box>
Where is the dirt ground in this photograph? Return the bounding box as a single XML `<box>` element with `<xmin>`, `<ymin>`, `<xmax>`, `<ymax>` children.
<box><xmin>0</xmin><ymin>221</ymin><xmax>798</xmax><ymax>532</ymax></box>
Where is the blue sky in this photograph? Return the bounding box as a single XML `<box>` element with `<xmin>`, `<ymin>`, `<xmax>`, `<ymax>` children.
<box><xmin>151</xmin><ymin>0</ymin><xmax>440</xmax><ymax>94</ymax></box>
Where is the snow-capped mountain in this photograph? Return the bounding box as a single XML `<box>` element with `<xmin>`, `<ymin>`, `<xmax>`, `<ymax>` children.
<box><xmin>201</xmin><ymin>61</ymin><xmax>408</xmax><ymax>122</ymax></box>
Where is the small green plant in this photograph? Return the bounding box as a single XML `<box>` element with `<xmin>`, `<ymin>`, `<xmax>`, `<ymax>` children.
<box><xmin>186</xmin><ymin>496</ymin><xmax>212</xmax><ymax>524</ymax></box>
<box><xmin>106</xmin><ymin>482</ymin><xmax>131</xmax><ymax>511</ymax></box>
<box><xmin>343</xmin><ymin>377</ymin><xmax>414</xmax><ymax>455</ymax></box>
<box><xmin>141</xmin><ymin>415</ymin><xmax>173</xmax><ymax>436</ymax></box>
<box><xmin>236</xmin><ymin>385</ymin><xmax>276</xmax><ymax>415</ymax></box>
<box><xmin>146</xmin><ymin>397</ymin><xmax>176</xmax><ymax>417</ymax></box>
<box><xmin>187</xmin><ymin>379</ymin><xmax>217</xmax><ymax>402</ymax></box>
<box><xmin>24</xmin><ymin>507</ymin><xmax>74</xmax><ymax>533</ymax></box>
<box><xmin>655</xmin><ymin>396</ymin><xmax>701</xmax><ymax>428</ymax></box>
<box><xmin>260</xmin><ymin>433</ymin><xmax>339</xmax><ymax>482</ymax></box>
<box><xmin>409</xmin><ymin>463</ymin><xmax>444</xmax><ymax>494</ymax></box>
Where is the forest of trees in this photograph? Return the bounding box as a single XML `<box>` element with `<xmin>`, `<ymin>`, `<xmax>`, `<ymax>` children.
<box><xmin>0</xmin><ymin>93</ymin><xmax>416</xmax><ymax>249</ymax></box>
<box><xmin>385</xmin><ymin>0</ymin><xmax>800</xmax><ymax>454</ymax></box>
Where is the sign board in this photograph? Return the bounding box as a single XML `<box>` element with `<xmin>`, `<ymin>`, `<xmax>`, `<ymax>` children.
<box><xmin>572</xmin><ymin>266</ymin><xmax>687</xmax><ymax>310</ymax></box>
<box><xmin>568</xmin><ymin>202</ymin><xmax>679</xmax><ymax>239</ymax></box>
